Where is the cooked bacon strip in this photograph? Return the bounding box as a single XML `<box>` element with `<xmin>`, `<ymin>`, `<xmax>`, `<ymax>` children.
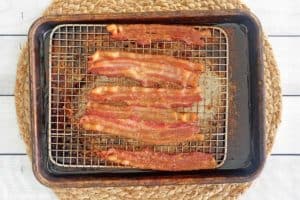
<box><xmin>106</xmin><ymin>24</ymin><xmax>211</xmax><ymax>46</ymax></box>
<box><xmin>90</xmin><ymin>51</ymin><xmax>204</xmax><ymax>72</ymax></box>
<box><xmin>89</xmin><ymin>51</ymin><xmax>202</xmax><ymax>88</ymax></box>
<box><xmin>86</xmin><ymin>102</ymin><xmax>198</xmax><ymax>123</ymax></box>
<box><xmin>80</xmin><ymin>114</ymin><xmax>203</xmax><ymax>145</ymax></box>
<box><xmin>94</xmin><ymin>148</ymin><xmax>216</xmax><ymax>171</ymax></box>
<box><xmin>88</xmin><ymin>86</ymin><xmax>201</xmax><ymax>108</ymax></box>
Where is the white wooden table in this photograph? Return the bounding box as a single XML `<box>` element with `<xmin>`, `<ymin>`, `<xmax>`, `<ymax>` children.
<box><xmin>0</xmin><ymin>0</ymin><xmax>299</xmax><ymax>199</ymax></box>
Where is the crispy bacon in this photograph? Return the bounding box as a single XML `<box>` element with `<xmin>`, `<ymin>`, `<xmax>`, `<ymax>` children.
<box><xmin>106</xmin><ymin>24</ymin><xmax>212</xmax><ymax>46</ymax></box>
<box><xmin>90</xmin><ymin>51</ymin><xmax>204</xmax><ymax>72</ymax></box>
<box><xmin>88</xmin><ymin>86</ymin><xmax>201</xmax><ymax>108</ymax></box>
<box><xmin>89</xmin><ymin>51</ymin><xmax>203</xmax><ymax>88</ymax></box>
<box><xmin>86</xmin><ymin>102</ymin><xmax>198</xmax><ymax>123</ymax></box>
<box><xmin>94</xmin><ymin>148</ymin><xmax>216</xmax><ymax>171</ymax></box>
<box><xmin>80</xmin><ymin>114</ymin><xmax>203</xmax><ymax>145</ymax></box>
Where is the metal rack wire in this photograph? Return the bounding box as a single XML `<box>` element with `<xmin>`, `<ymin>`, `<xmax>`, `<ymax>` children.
<box><xmin>48</xmin><ymin>24</ymin><xmax>228</xmax><ymax>168</ymax></box>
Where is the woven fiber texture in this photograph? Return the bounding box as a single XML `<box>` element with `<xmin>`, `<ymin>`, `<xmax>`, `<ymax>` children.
<box><xmin>15</xmin><ymin>0</ymin><xmax>281</xmax><ymax>199</ymax></box>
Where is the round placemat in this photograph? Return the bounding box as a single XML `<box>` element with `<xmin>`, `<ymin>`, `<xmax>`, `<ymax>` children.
<box><xmin>15</xmin><ymin>0</ymin><xmax>282</xmax><ymax>199</ymax></box>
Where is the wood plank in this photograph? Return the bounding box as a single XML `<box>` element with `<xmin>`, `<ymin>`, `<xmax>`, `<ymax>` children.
<box><xmin>0</xmin><ymin>0</ymin><xmax>299</xmax><ymax>35</ymax></box>
<box><xmin>0</xmin><ymin>0</ymin><xmax>50</xmax><ymax>34</ymax></box>
<box><xmin>244</xmin><ymin>0</ymin><xmax>300</xmax><ymax>35</ymax></box>
<box><xmin>0</xmin><ymin>155</ymin><xmax>56</xmax><ymax>200</ymax></box>
<box><xmin>0</xmin><ymin>96</ymin><xmax>299</xmax><ymax>154</ymax></box>
<box><xmin>0</xmin><ymin>96</ymin><xmax>27</xmax><ymax>153</ymax></box>
<box><xmin>269</xmin><ymin>37</ymin><xmax>300</xmax><ymax>95</ymax></box>
<box><xmin>0</xmin><ymin>36</ymin><xmax>26</xmax><ymax>95</ymax></box>
<box><xmin>0</xmin><ymin>155</ymin><xmax>298</xmax><ymax>199</ymax></box>
<box><xmin>0</xmin><ymin>36</ymin><xmax>300</xmax><ymax>96</ymax></box>
<box><xmin>242</xmin><ymin>156</ymin><xmax>300</xmax><ymax>200</ymax></box>
<box><xmin>271</xmin><ymin>97</ymin><xmax>300</xmax><ymax>154</ymax></box>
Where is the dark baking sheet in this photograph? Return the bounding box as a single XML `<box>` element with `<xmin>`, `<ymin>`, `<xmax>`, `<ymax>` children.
<box><xmin>29</xmin><ymin>10</ymin><xmax>265</xmax><ymax>187</ymax></box>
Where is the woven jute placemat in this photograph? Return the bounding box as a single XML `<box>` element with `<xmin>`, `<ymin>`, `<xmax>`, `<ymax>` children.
<box><xmin>15</xmin><ymin>0</ymin><xmax>281</xmax><ymax>199</ymax></box>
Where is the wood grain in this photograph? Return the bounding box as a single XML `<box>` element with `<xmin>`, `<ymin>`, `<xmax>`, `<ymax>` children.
<box><xmin>271</xmin><ymin>97</ymin><xmax>300</xmax><ymax>154</ymax></box>
<box><xmin>0</xmin><ymin>155</ymin><xmax>56</xmax><ymax>200</ymax></box>
<box><xmin>244</xmin><ymin>0</ymin><xmax>300</xmax><ymax>35</ymax></box>
<box><xmin>269</xmin><ymin>37</ymin><xmax>300</xmax><ymax>95</ymax></box>
<box><xmin>0</xmin><ymin>96</ymin><xmax>27</xmax><ymax>153</ymax></box>
<box><xmin>242</xmin><ymin>156</ymin><xmax>300</xmax><ymax>200</ymax></box>
<box><xmin>0</xmin><ymin>36</ymin><xmax>26</xmax><ymax>95</ymax></box>
<box><xmin>0</xmin><ymin>0</ymin><xmax>50</xmax><ymax>34</ymax></box>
